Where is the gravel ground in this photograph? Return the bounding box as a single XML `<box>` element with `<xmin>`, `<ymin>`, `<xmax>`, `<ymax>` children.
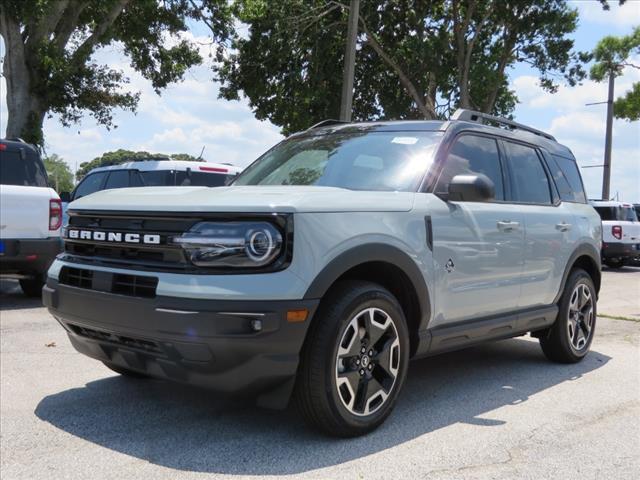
<box><xmin>1</xmin><ymin>268</ymin><xmax>639</xmax><ymax>480</ymax></box>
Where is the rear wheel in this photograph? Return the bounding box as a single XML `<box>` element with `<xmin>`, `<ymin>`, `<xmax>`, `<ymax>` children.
<box><xmin>102</xmin><ymin>362</ymin><xmax>149</xmax><ymax>379</ymax></box>
<box><xmin>19</xmin><ymin>276</ymin><xmax>44</xmax><ymax>298</ymax></box>
<box><xmin>295</xmin><ymin>281</ymin><xmax>410</xmax><ymax>437</ymax></box>
<box><xmin>539</xmin><ymin>268</ymin><xmax>596</xmax><ymax>363</ymax></box>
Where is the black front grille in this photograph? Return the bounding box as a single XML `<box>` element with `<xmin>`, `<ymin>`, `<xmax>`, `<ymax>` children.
<box><xmin>112</xmin><ymin>273</ymin><xmax>158</xmax><ymax>298</ymax></box>
<box><xmin>59</xmin><ymin>266</ymin><xmax>158</xmax><ymax>298</ymax></box>
<box><xmin>59</xmin><ymin>266</ymin><xmax>93</xmax><ymax>289</ymax></box>
<box><xmin>68</xmin><ymin>324</ymin><xmax>163</xmax><ymax>354</ymax></box>
<box><xmin>64</xmin><ymin>213</ymin><xmax>196</xmax><ymax>271</ymax></box>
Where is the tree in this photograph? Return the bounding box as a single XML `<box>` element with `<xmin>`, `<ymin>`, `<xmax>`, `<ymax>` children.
<box><xmin>76</xmin><ymin>149</ymin><xmax>204</xmax><ymax>180</ymax></box>
<box><xmin>0</xmin><ymin>0</ymin><xmax>232</xmax><ymax>145</ymax></box>
<box><xmin>217</xmin><ymin>0</ymin><xmax>585</xmax><ymax>134</ymax></box>
<box><xmin>43</xmin><ymin>154</ymin><xmax>74</xmax><ymax>193</ymax></box>
<box><xmin>590</xmin><ymin>27</ymin><xmax>640</xmax><ymax>122</ymax></box>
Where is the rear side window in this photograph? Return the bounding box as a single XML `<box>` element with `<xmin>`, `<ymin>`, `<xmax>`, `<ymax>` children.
<box><xmin>104</xmin><ymin>170</ymin><xmax>129</xmax><ymax>190</ymax></box>
<box><xmin>436</xmin><ymin>135</ymin><xmax>505</xmax><ymax>200</ymax></box>
<box><xmin>73</xmin><ymin>172</ymin><xmax>107</xmax><ymax>199</ymax></box>
<box><xmin>594</xmin><ymin>206</ymin><xmax>638</xmax><ymax>222</ymax></box>
<box><xmin>175</xmin><ymin>171</ymin><xmax>230</xmax><ymax>187</ymax></box>
<box><xmin>129</xmin><ymin>170</ymin><xmax>143</xmax><ymax>187</ymax></box>
<box><xmin>0</xmin><ymin>149</ymin><xmax>48</xmax><ymax>187</ymax></box>
<box><xmin>140</xmin><ymin>170</ymin><xmax>172</xmax><ymax>186</ymax></box>
<box><xmin>504</xmin><ymin>142</ymin><xmax>552</xmax><ymax>204</ymax></box>
<box><xmin>550</xmin><ymin>155</ymin><xmax>587</xmax><ymax>203</ymax></box>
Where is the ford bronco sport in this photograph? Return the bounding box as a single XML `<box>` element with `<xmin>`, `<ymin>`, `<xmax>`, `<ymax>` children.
<box><xmin>44</xmin><ymin>110</ymin><xmax>602</xmax><ymax>436</ymax></box>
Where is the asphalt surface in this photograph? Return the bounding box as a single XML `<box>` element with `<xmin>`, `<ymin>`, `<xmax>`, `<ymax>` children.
<box><xmin>1</xmin><ymin>268</ymin><xmax>639</xmax><ymax>480</ymax></box>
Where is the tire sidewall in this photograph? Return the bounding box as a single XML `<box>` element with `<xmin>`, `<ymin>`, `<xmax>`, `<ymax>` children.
<box><xmin>558</xmin><ymin>270</ymin><xmax>597</xmax><ymax>359</ymax></box>
<box><xmin>323</xmin><ymin>288</ymin><xmax>410</xmax><ymax>431</ymax></box>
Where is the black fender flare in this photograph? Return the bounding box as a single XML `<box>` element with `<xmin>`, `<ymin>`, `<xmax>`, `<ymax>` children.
<box><xmin>553</xmin><ymin>243</ymin><xmax>602</xmax><ymax>304</ymax></box>
<box><xmin>303</xmin><ymin>243</ymin><xmax>431</xmax><ymax>330</ymax></box>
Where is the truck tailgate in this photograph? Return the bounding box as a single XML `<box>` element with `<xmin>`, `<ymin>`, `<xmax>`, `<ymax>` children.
<box><xmin>0</xmin><ymin>185</ymin><xmax>59</xmax><ymax>239</ymax></box>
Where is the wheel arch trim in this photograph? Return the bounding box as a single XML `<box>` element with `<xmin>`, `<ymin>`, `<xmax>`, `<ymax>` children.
<box><xmin>554</xmin><ymin>243</ymin><xmax>602</xmax><ymax>304</ymax></box>
<box><xmin>303</xmin><ymin>243</ymin><xmax>431</xmax><ymax>331</ymax></box>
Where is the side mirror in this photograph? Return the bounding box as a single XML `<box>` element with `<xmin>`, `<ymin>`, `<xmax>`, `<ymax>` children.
<box><xmin>447</xmin><ymin>174</ymin><xmax>495</xmax><ymax>202</ymax></box>
<box><xmin>59</xmin><ymin>191</ymin><xmax>71</xmax><ymax>202</ymax></box>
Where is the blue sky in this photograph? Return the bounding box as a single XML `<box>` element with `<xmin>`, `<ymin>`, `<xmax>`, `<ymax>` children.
<box><xmin>1</xmin><ymin>0</ymin><xmax>639</xmax><ymax>201</ymax></box>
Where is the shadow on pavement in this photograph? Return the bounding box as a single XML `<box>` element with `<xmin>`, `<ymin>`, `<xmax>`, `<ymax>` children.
<box><xmin>0</xmin><ymin>279</ymin><xmax>42</xmax><ymax>311</ymax></box>
<box><xmin>35</xmin><ymin>338</ymin><xmax>610</xmax><ymax>475</ymax></box>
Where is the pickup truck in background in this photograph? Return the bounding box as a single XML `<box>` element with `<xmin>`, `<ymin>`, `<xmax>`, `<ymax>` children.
<box><xmin>0</xmin><ymin>139</ymin><xmax>62</xmax><ymax>297</ymax></box>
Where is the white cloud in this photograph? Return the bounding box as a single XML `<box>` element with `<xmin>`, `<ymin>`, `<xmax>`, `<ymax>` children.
<box><xmin>572</xmin><ymin>0</ymin><xmax>640</xmax><ymax>29</ymax></box>
<box><xmin>138</xmin><ymin>118</ymin><xmax>281</xmax><ymax>167</ymax></box>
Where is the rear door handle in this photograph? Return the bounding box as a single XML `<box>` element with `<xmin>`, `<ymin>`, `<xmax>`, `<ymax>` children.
<box><xmin>497</xmin><ymin>221</ymin><xmax>520</xmax><ymax>232</ymax></box>
<box><xmin>556</xmin><ymin>222</ymin><xmax>572</xmax><ymax>232</ymax></box>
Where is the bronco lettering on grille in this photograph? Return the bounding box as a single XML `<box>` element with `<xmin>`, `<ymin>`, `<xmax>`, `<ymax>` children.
<box><xmin>67</xmin><ymin>229</ymin><xmax>161</xmax><ymax>245</ymax></box>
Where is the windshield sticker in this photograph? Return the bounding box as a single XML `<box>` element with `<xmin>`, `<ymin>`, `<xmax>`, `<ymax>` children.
<box><xmin>391</xmin><ymin>137</ymin><xmax>419</xmax><ymax>145</ymax></box>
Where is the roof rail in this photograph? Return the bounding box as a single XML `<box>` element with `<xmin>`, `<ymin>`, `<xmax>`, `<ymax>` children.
<box><xmin>451</xmin><ymin>109</ymin><xmax>556</xmax><ymax>142</ymax></box>
<box><xmin>307</xmin><ymin>119</ymin><xmax>348</xmax><ymax>130</ymax></box>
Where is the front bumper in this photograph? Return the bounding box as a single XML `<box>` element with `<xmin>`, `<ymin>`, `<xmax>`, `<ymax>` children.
<box><xmin>43</xmin><ymin>279</ymin><xmax>319</xmax><ymax>406</ymax></box>
<box><xmin>0</xmin><ymin>237</ymin><xmax>62</xmax><ymax>277</ymax></box>
<box><xmin>601</xmin><ymin>242</ymin><xmax>640</xmax><ymax>261</ymax></box>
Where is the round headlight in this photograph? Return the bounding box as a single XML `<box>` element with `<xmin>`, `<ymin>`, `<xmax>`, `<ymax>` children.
<box><xmin>246</xmin><ymin>229</ymin><xmax>275</xmax><ymax>262</ymax></box>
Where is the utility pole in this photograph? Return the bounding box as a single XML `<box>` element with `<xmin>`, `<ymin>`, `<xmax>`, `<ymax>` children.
<box><xmin>601</xmin><ymin>71</ymin><xmax>615</xmax><ymax>201</ymax></box>
<box><xmin>339</xmin><ymin>0</ymin><xmax>359</xmax><ymax>122</ymax></box>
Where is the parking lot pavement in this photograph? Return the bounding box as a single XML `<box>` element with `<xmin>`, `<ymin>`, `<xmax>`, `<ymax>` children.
<box><xmin>598</xmin><ymin>266</ymin><xmax>640</xmax><ymax>320</ymax></box>
<box><xmin>1</xmin><ymin>272</ymin><xmax>639</xmax><ymax>480</ymax></box>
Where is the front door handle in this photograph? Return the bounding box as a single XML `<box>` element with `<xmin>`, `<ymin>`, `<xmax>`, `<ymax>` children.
<box><xmin>556</xmin><ymin>222</ymin><xmax>572</xmax><ymax>232</ymax></box>
<box><xmin>497</xmin><ymin>221</ymin><xmax>520</xmax><ymax>232</ymax></box>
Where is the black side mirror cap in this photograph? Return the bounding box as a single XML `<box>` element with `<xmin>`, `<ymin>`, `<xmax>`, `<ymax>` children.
<box><xmin>59</xmin><ymin>191</ymin><xmax>71</xmax><ymax>202</ymax></box>
<box><xmin>447</xmin><ymin>174</ymin><xmax>495</xmax><ymax>202</ymax></box>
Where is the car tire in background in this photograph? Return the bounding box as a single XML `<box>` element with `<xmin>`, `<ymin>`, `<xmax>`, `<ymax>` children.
<box><xmin>19</xmin><ymin>275</ymin><xmax>44</xmax><ymax>298</ymax></box>
<box><xmin>604</xmin><ymin>258</ymin><xmax>624</xmax><ymax>269</ymax></box>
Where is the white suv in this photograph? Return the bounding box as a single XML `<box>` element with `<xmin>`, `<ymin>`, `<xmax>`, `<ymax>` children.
<box><xmin>45</xmin><ymin>110</ymin><xmax>602</xmax><ymax>436</ymax></box>
<box><xmin>68</xmin><ymin>160</ymin><xmax>243</xmax><ymax>201</ymax></box>
<box><xmin>0</xmin><ymin>139</ymin><xmax>62</xmax><ymax>296</ymax></box>
<box><xmin>591</xmin><ymin>200</ymin><xmax>640</xmax><ymax>268</ymax></box>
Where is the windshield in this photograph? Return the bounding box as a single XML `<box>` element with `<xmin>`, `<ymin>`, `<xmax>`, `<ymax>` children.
<box><xmin>594</xmin><ymin>206</ymin><xmax>638</xmax><ymax>222</ymax></box>
<box><xmin>234</xmin><ymin>131</ymin><xmax>442</xmax><ymax>192</ymax></box>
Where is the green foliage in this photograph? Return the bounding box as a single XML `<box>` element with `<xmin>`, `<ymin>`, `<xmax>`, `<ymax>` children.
<box><xmin>43</xmin><ymin>154</ymin><xmax>74</xmax><ymax>193</ymax></box>
<box><xmin>614</xmin><ymin>82</ymin><xmax>640</xmax><ymax>121</ymax></box>
<box><xmin>589</xmin><ymin>26</ymin><xmax>640</xmax><ymax>121</ymax></box>
<box><xmin>217</xmin><ymin>0</ymin><xmax>584</xmax><ymax>134</ymax></box>
<box><xmin>1</xmin><ymin>0</ymin><xmax>233</xmax><ymax>144</ymax></box>
<box><xmin>76</xmin><ymin>149</ymin><xmax>204</xmax><ymax>180</ymax></box>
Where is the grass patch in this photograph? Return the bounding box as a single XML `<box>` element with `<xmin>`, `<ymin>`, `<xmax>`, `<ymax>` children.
<box><xmin>599</xmin><ymin>313</ymin><xmax>640</xmax><ymax>322</ymax></box>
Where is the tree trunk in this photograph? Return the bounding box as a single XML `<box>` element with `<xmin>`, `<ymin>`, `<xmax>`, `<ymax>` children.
<box><xmin>0</xmin><ymin>11</ymin><xmax>45</xmax><ymax>144</ymax></box>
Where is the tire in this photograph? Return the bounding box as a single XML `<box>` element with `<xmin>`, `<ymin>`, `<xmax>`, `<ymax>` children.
<box><xmin>19</xmin><ymin>276</ymin><xmax>44</xmax><ymax>298</ymax></box>
<box><xmin>604</xmin><ymin>258</ymin><xmax>624</xmax><ymax>269</ymax></box>
<box><xmin>539</xmin><ymin>268</ymin><xmax>597</xmax><ymax>363</ymax></box>
<box><xmin>295</xmin><ymin>280</ymin><xmax>410</xmax><ymax>437</ymax></box>
<box><xmin>102</xmin><ymin>362</ymin><xmax>149</xmax><ymax>379</ymax></box>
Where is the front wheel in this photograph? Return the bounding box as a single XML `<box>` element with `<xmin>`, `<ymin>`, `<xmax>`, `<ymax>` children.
<box><xmin>539</xmin><ymin>268</ymin><xmax>596</xmax><ymax>363</ymax></box>
<box><xmin>295</xmin><ymin>281</ymin><xmax>410</xmax><ymax>437</ymax></box>
<box><xmin>604</xmin><ymin>258</ymin><xmax>624</xmax><ymax>269</ymax></box>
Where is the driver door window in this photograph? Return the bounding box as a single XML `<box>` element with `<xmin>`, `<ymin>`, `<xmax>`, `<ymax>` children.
<box><xmin>436</xmin><ymin>135</ymin><xmax>505</xmax><ymax>201</ymax></box>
